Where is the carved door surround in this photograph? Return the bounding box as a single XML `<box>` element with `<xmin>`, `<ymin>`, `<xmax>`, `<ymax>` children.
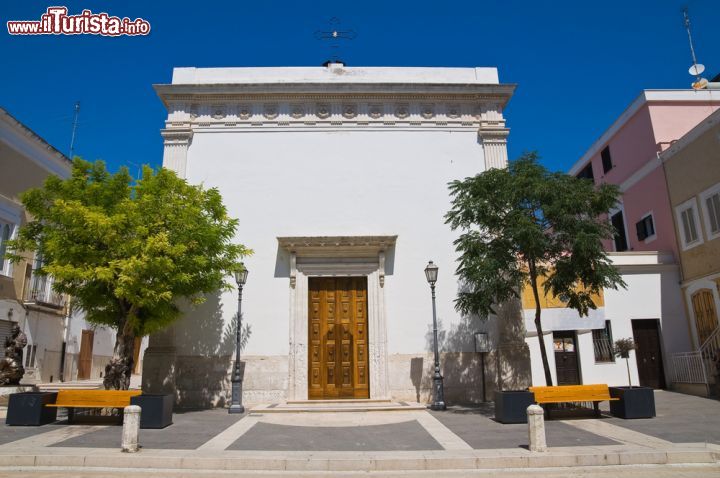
<box><xmin>278</xmin><ymin>236</ymin><xmax>395</xmax><ymax>400</ymax></box>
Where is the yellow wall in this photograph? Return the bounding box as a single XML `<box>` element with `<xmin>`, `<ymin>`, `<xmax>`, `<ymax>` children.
<box><xmin>664</xmin><ymin>117</ymin><xmax>720</xmax><ymax>283</ymax></box>
<box><xmin>520</xmin><ymin>274</ymin><xmax>604</xmax><ymax>310</ymax></box>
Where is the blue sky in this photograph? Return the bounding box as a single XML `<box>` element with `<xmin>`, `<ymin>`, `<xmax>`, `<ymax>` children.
<box><xmin>2</xmin><ymin>0</ymin><xmax>719</xmax><ymax>175</ymax></box>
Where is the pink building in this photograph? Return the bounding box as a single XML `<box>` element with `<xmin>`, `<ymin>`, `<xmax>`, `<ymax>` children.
<box><xmin>566</xmin><ymin>90</ymin><xmax>720</xmax><ymax>392</ymax></box>
<box><xmin>569</xmin><ymin>90</ymin><xmax>720</xmax><ymax>259</ymax></box>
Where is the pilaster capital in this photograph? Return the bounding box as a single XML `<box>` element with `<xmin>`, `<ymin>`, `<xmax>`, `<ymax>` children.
<box><xmin>160</xmin><ymin>127</ymin><xmax>194</xmax><ymax>146</ymax></box>
<box><xmin>478</xmin><ymin>125</ymin><xmax>509</xmax><ymax>142</ymax></box>
<box><xmin>479</xmin><ymin>126</ymin><xmax>510</xmax><ymax>170</ymax></box>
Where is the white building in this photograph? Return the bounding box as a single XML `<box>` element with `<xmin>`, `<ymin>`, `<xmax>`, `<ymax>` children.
<box><xmin>523</xmin><ymin>252</ymin><xmax>689</xmax><ymax>389</ymax></box>
<box><xmin>144</xmin><ymin>63</ymin><xmax>532</xmax><ymax>407</ymax></box>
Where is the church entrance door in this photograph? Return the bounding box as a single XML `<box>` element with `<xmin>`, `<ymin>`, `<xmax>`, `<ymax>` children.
<box><xmin>308</xmin><ymin>277</ymin><xmax>370</xmax><ymax>399</ymax></box>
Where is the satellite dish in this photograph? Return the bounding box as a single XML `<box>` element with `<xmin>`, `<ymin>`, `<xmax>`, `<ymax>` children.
<box><xmin>692</xmin><ymin>78</ymin><xmax>709</xmax><ymax>90</ymax></box>
<box><xmin>689</xmin><ymin>64</ymin><xmax>706</xmax><ymax>76</ymax></box>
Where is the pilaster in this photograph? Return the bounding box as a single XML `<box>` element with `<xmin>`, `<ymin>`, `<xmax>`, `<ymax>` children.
<box><xmin>478</xmin><ymin>103</ymin><xmax>510</xmax><ymax>169</ymax></box>
<box><xmin>161</xmin><ymin>128</ymin><xmax>193</xmax><ymax>178</ymax></box>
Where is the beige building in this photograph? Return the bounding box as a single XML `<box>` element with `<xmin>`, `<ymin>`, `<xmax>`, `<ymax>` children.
<box><xmin>0</xmin><ymin>107</ymin><xmax>118</xmax><ymax>384</ymax></box>
<box><xmin>663</xmin><ymin>108</ymin><xmax>720</xmax><ymax>393</ymax></box>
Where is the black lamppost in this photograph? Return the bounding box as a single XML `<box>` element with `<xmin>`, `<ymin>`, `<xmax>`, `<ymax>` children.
<box><xmin>425</xmin><ymin>261</ymin><xmax>446</xmax><ymax>410</ymax></box>
<box><xmin>229</xmin><ymin>264</ymin><xmax>248</xmax><ymax>414</ymax></box>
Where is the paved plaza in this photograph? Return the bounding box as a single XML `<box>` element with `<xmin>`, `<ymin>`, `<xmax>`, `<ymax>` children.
<box><xmin>1</xmin><ymin>391</ymin><xmax>720</xmax><ymax>476</ymax></box>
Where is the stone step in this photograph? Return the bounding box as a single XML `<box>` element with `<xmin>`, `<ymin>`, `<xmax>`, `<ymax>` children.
<box><xmin>0</xmin><ymin>448</ymin><xmax>716</xmax><ymax>472</ymax></box>
<box><xmin>250</xmin><ymin>401</ymin><xmax>426</xmax><ymax>413</ymax></box>
<box><xmin>286</xmin><ymin>398</ymin><xmax>394</xmax><ymax>405</ymax></box>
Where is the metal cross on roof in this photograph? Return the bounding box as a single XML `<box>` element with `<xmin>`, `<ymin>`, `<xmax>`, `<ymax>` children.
<box><xmin>314</xmin><ymin>17</ymin><xmax>356</xmax><ymax>62</ymax></box>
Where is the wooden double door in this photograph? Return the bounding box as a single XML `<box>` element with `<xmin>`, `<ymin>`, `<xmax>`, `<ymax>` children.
<box><xmin>308</xmin><ymin>277</ymin><xmax>369</xmax><ymax>399</ymax></box>
<box><xmin>632</xmin><ymin>319</ymin><xmax>665</xmax><ymax>389</ymax></box>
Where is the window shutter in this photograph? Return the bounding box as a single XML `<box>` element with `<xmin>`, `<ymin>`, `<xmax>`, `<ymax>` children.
<box><xmin>601</xmin><ymin>146</ymin><xmax>613</xmax><ymax>174</ymax></box>
<box><xmin>707</xmin><ymin>194</ymin><xmax>720</xmax><ymax>234</ymax></box>
<box><xmin>636</xmin><ymin>220</ymin><xmax>647</xmax><ymax>241</ymax></box>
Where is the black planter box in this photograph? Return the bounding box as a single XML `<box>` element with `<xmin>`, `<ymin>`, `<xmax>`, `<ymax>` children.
<box><xmin>6</xmin><ymin>392</ymin><xmax>58</xmax><ymax>426</ymax></box>
<box><xmin>130</xmin><ymin>393</ymin><xmax>174</xmax><ymax>429</ymax></box>
<box><xmin>609</xmin><ymin>386</ymin><xmax>655</xmax><ymax>419</ymax></box>
<box><xmin>494</xmin><ymin>390</ymin><xmax>535</xmax><ymax>424</ymax></box>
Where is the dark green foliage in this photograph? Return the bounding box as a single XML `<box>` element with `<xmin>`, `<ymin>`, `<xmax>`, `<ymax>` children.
<box><xmin>614</xmin><ymin>338</ymin><xmax>635</xmax><ymax>359</ymax></box>
<box><xmin>614</xmin><ymin>338</ymin><xmax>636</xmax><ymax>386</ymax></box>
<box><xmin>445</xmin><ymin>152</ymin><xmax>626</xmax><ymax>385</ymax></box>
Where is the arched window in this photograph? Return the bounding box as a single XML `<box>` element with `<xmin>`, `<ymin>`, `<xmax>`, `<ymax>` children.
<box><xmin>692</xmin><ymin>289</ymin><xmax>719</xmax><ymax>346</ymax></box>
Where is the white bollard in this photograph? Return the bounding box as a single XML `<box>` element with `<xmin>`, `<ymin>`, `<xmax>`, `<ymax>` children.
<box><xmin>121</xmin><ymin>405</ymin><xmax>141</xmax><ymax>453</ymax></box>
<box><xmin>527</xmin><ymin>404</ymin><xmax>547</xmax><ymax>452</ymax></box>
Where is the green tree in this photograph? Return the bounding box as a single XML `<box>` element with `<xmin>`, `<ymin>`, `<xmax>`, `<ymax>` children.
<box><xmin>8</xmin><ymin>159</ymin><xmax>250</xmax><ymax>389</ymax></box>
<box><xmin>445</xmin><ymin>152</ymin><xmax>625</xmax><ymax>386</ymax></box>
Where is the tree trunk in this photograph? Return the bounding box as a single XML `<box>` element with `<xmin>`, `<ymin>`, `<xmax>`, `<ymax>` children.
<box><xmin>103</xmin><ymin>319</ymin><xmax>135</xmax><ymax>390</ymax></box>
<box><xmin>529</xmin><ymin>260</ymin><xmax>553</xmax><ymax>386</ymax></box>
<box><xmin>626</xmin><ymin>357</ymin><xmax>632</xmax><ymax>388</ymax></box>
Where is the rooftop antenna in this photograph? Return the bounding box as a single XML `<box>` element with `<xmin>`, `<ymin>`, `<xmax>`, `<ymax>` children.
<box><xmin>314</xmin><ymin>17</ymin><xmax>356</xmax><ymax>65</ymax></box>
<box><xmin>683</xmin><ymin>8</ymin><xmax>708</xmax><ymax>90</ymax></box>
<box><xmin>68</xmin><ymin>101</ymin><xmax>80</xmax><ymax>159</ymax></box>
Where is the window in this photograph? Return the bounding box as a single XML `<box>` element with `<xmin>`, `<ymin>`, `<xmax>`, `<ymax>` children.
<box><xmin>592</xmin><ymin>321</ymin><xmax>614</xmax><ymax>362</ymax></box>
<box><xmin>601</xmin><ymin>146</ymin><xmax>613</xmax><ymax>174</ymax></box>
<box><xmin>675</xmin><ymin>198</ymin><xmax>703</xmax><ymax>250</ymax></box>
<box><xmin>0</xmin><ymin>222</ymin><xmax>14</xmax><ymax>275</ymax></box>
<box><xmin>610</xmin><ymin>210</ymin><xmax>628</xmax><ymax>251</ymax></box>
<box><xmin>636</xmin><ymin>214</ymin><xmax>655</xmax><ymax>241</ymax></box>
<box><xmin>576</xmin><ymin>163</ymin><xmax>594</xmax><ymax>182</ymax></box>
<box><xmin>24</xmin><ymin>343</ymin><xmax>38</xmax><ymax>368</ymax></box>
<box><xmin>700</xmin><ymin>183</ymin><xmax>720</xmax><ymax>241</ymax></box>
<box><xmin>681</xmin><ymin>208</ymin><xmax>699</xmax><ymax>242</ymax></box>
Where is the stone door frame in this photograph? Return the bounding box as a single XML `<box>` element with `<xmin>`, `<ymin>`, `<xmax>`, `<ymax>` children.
<box><xmin>278</xmin><ymin>236</ymin><xmax>396</xmax><ymax>400</ymax></box>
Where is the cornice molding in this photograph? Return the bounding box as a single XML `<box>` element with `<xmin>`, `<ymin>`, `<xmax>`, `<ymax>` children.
<box><xmin>154</xmin><ymin>83</ymin><xmax>515</xmax><ymax>105</ymax></box>
<box><xmin>278</xmin><ymin>235</ymin><xmax>397</xmax><ymax>258</ymax></box>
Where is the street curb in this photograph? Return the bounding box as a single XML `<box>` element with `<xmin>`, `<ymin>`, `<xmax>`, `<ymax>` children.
<box><xmin>0</xmin><ymin>448</ymin><xmax>717</xmax><ymax>472</ymax></box>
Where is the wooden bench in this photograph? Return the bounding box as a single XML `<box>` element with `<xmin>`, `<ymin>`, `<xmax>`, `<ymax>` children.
<box><xmin>45</xmin><ymin>390</ymin><xmax>142</xmax><ymax>423</ymax></box>
<box><xmin>529</xmin><ymin>384</ymin><xmax>619</xmax><ymax>418</ymax></box>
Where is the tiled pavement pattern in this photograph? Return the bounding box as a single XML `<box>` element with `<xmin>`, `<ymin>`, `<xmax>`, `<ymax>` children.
<box><xmin>602</xmin><ymin>390</ymin><xmax>720</xmax><ymax>444</ymax></box>
<box><xmin>50</xmin><ymin>409</ymin><xmax>245</xmax><ymax>450</ymax></box>
<box><xmin>227</xmin><ymin>420</ymin><xmax>443</xmax><ymax>451</ymax></box>
<box><xmin>0</xmin><ymin>421</ymin><xmax>65</xmax><ymax>446</ymax></box>
<box><xmin>430</xmin><ymin>409</ymin><xmax>618</xmax><ymax>448</ymax></box>
<box><xmin>0</xmin><ymin>390</ymin><xmax>716</xmax><ymax>452</ymax></box>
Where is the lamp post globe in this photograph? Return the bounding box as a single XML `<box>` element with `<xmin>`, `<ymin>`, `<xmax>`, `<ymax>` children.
<box><xmin>229</xmin><ymin>263</ymin><xmax>248</xmax><ymax>414</ymax></box>
<box><xmin>425</xmin><ymin>261</ymin><xmax>446</xmax><ymax>410</ymax></box>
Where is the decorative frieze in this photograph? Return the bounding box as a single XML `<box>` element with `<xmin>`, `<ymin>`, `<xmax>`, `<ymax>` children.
<box><xmin>163</xmin><ymin>99</ymin><xmax>499</xmax><ymax>129</ymax></box>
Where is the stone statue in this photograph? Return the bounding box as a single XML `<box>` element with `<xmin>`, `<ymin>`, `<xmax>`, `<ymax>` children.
<box><xmin>0</xmin><ymin>325</ymin><xmax>27</xmax><ymax>386</ymax></box>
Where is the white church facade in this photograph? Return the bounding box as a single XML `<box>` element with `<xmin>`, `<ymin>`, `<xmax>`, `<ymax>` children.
<box><xmin>142</xmin><ymin>63</ymin><xmax>532</xmax><ymax>408</ymax></box>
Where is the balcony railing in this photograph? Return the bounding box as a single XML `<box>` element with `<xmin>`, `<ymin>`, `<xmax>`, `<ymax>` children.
<box><xmin>670</xmin><ymin>351</ymin><xmax>709</xmax><ymax>386</ymax></box>
<box><xmin>23</xmin><ymin>274</ymin><xmax>66</xmax><ymax>309</ymax></box>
